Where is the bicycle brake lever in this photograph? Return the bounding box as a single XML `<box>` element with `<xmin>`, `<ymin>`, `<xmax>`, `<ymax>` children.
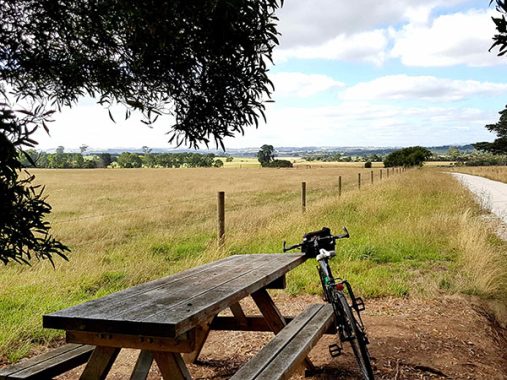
<box><xmin>335</xmin><ymin>226</ymin><xmax>350</xmax><ymax>239</ymax></box>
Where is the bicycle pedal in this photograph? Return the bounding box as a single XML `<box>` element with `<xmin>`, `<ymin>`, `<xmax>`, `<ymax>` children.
<box><xmin>328</xmin><ymin>344</ymin><xmax>342</xmax><ymax>357</ymax></box>
<box><xmin>355</xmin><ymin>297</ymin><xmax>366</xmax><ymax>312</ymax></box>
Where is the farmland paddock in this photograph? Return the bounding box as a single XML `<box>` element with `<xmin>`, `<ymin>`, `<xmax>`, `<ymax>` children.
<box><xmin>1</xmin><ymin>166</ymin><xmax>506</xmax><ymax>371</ymax></box>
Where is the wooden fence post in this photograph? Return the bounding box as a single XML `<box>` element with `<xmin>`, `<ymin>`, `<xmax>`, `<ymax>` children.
<box><xmin>338</xmin><ymin>176</ymin><xmax>342</xmax><ymax>197</ymax></box>
<box><xmin>301</xmin><ymin>182</ymin><xmax>306</xmax><ymax>213</ymax></box>
<box><xmin>380</xmin><ymin>169</ymin><xmax>383</xmax><ymax>180</ymax></box>
<box><xmin>358</xmin><ymin>173</ymin><xmax>361</xmax><ymax>190</ymax></box>
<box><xmin>371</xmin><ymin>170</ymin><xmax>374</xmax><ymax>185</ymax></box>
<box><xmin>217</xmin><ymin>191</ymin><xmax>225</xmax><ymax>246</ymax></box>
<box><xmin>387</xmin><ymin>168</ymin><xmax>389</xmax><ymax>178</ymax></box>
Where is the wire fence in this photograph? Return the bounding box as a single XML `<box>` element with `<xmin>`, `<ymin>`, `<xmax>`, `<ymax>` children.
<box><xmin>52</xmin><ymin>195</ymin><xmax>212</xmax><ymax>225</ymax></box>
<box><xmin>51</xmin><ymin>167</ymin><xmax>407</xmax><ymax>249</ymax></box>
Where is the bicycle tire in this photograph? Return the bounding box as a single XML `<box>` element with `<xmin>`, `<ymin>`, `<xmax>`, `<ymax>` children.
<box><xmin>336</xmin><ymin>292</ymin><xmax>374</xmax><ymax>379</ymax></box>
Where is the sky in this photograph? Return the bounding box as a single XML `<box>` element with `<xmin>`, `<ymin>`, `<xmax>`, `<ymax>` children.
<box><xmin>35</xmin><ymin>0</ymin><xmax>507</xmax><ymax>151</ymax></box>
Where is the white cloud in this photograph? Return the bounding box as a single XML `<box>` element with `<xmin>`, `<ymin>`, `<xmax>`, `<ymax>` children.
<box><xmin>270</xmin><ymin>72</ymin><xmax>344</xmax><ymax>98</ymax></box>
<box><xmin>341</xmin><ymin>75</ymin><xmax>507</xmax><ymax>101</ymax></box>
<box><xmin>391</xmin><ymin>9</ymin><xmax>505</xmax><ymax>67</ymax></box>
<box><xmin>275</xmin><ymin>3</ymin><xmax>504</xmax><ymax>68</ymax></box>
<box><xmin>34</xmin><ymin>101</ymin><xmax>176</xmax><ymax>151</ymax></box>
<box><xmin>276</xmin><ymin>0</ymin><xmax>463</xmax><ymax>48</ymax></box>
<box><xmin>275</xmin><ymin>29</ymin><xmax>390</xmax><ymax>65</ymax></box>
<box><xmin>221</xmin><ymin>100</ymin><xmax>497</xmax><ymax>148</ymax></box>
<box><xmin>35</xmin><ymin>95</ymin><xmax>498</xmax><ymax>150</ymax></box>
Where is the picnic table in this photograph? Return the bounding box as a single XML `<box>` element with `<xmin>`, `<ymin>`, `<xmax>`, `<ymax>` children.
<box><xmin>42</xmin><ymin>253</ymin><xmax>322</xmax><ymax>379</ymax></box>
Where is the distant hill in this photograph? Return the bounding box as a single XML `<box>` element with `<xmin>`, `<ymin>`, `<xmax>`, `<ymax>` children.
<box><xmin>43</xmin><ymin>144</ymin><xmax>476</xmax><ymax>157</ymax></box>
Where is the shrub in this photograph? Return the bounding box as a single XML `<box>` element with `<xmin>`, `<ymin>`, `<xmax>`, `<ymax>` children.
<box><xmin>384</xmin><ymin>146</ymin><xmax>432</xmax><ymax>167</ymax></box>
<box><xmin>265</xmin><ymin>159</ymin><xmax>293</xmax><ymax>168</ymax></box>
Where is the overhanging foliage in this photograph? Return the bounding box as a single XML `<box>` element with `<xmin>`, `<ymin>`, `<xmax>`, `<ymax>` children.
<box><xmin>490</xmin><ymin>0</ymin><xmax>507</xmax><ymax>56</ymax></box>
<box><xmin>0</xmin><ymin>0</ymin><xmax>283</xmax><ymax>264</ymax></box>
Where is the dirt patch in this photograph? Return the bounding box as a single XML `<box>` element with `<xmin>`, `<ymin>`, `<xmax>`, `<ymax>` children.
<box><xmin>50</xmin><ymin>294</ymin><xmax>507</xmax><ymax>379</ymax></box>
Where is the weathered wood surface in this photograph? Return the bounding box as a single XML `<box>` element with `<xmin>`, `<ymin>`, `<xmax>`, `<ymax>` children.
<box><xmin>152</xmin><ymin>352</ymin><xmax>191</xmax><ymax>380</ymax></box>
<box><xmin>0</xmin><ymin>344</ymin><xmax>93</xmax><ymax>380</ymax></box>
<box><xmin>66</xmin><ymin>330</ymin><xmax>195</xmax><ymax>352</ymax></box>
<box><xmin>182</xmin><ymin>321</ymin><xmax>212</xmax><ymax>363</ymax></box>
<box><xmin>79</xmin><ymin>346</ymin><xmax>120</xmax><ymax>380</ymax></box>
<box><xmin>43</xmin><ymin>254</ymin><xmax>305</xmax><ymax>338</ymax></box>
<box><xmin>251</xmin><ymin>288</ymin><xmax>287</xmax><ymax>333</ymax></box>
<box><xmin>130</xmin><ymin>351</ymin><xmax>153</xmax><ymax>380</ymax></box>
<box><xmin>230</xmin><ymin>304</ymin><xmax>334</xmax><ymax>380</ymax></box>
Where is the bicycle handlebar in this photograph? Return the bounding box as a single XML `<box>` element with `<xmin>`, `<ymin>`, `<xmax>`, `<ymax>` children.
<box><xmin>282</xmin><ymin>226</ymin><xmax>350</xmax><ymax>253</ymax></box>
<box><xmin>335</xmin><ymin>226</ymin><xmax>350</xmax><ymax>240</ymax></box>
<box><xmin>282</xmin><ymin>241</ymin><xmax>302</xmax><ymax>252</ymax></box>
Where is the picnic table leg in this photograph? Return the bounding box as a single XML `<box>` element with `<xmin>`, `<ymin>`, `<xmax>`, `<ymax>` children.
<box><xmin>183</xmin><ymin>303</ymin><xmax>248</xmax><ymax>365</ymax></box>
<box><xmin>153</xmin><ymin>352</ymin><xmax>192</xmax><ymax>380</ymax></box>
<box><xmin>251</xmin><ymin>289</ymin><xmax>286</xmax><ymax>333</ymax></box>
<box><xmin>182</xmin><ymin>321</ymin><xmax>213</xmax><ymax>364</ymax></box>
<box><xmin>130</xmin><ymin>350</ymin><xmax>153</xmax><ymax>380</ymax></box>
<box><xmin>80</xmin><ymin>346</ymin><xmax>120</xmax><ymax>380</ymax></box>
<box><xmin>230</xmin><ymin>302</ymin><xmax>248</xmax><ymax>328</ymax></box>
<box><xmin>251</xmin><ymin>288</ymin><xmax>316</xmax><ymax>372</ymax></box>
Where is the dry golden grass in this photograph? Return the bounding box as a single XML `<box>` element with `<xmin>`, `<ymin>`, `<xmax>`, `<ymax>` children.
<box><xmin>452</xmin><ymin>166</ymin><xmax>507</xmax><ymax>183</ymax></box>
<box><xmin>452</xmin><ymin>210</ymin><xmax>507</xmax><ymax>296</ymax></box>
<box><xmin>1</xmin><ymin>167</ymin><xmax>506</xmax><ymax>361</ymax></box>
<box><xmin>219</xmin><ymin>157</ymin><xmax>387</xmax><ymax>169</ymax></box>
<box><xmin>0</xmin><ymin>166</ymin><xmax>376</xmax><ymax>359</ymax></box>
<box><xmin>292</xmin><ymin>161</ymin><xmax>385</xmax><ymax>168</ymax></box>
<box><xmin>423</xmin><ymin>161</ymin><xmax>456</xmax><ymax>167</ymax></box>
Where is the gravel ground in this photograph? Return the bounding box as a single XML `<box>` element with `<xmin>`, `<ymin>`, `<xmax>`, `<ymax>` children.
<box><xmin>52</xmin><ymin>294</ymin><xmax>507</xmax><ymax>379</ymax></box>
<box><xmin>451</xmin><ymin>173</ymin><xmax>507</xmax><ymax>224</ymax></box>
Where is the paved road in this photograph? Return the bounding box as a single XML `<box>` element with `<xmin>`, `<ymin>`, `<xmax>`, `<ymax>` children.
<box><xmin>452</xmin><ymin>172</ymin><xmax>507</xmax><ymax>223</ymax></box>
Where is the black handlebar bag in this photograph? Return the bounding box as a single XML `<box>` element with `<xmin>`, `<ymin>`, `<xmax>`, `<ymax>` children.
<box><xmin>301</xmin><ymin>227</ymin><xmax>335</xmax><ymax>258</ymax></box>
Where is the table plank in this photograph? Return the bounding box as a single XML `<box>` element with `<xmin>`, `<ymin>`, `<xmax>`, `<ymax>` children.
<box><xmin>43</xmin><ymin>255</ymin><xmax>268</xmax><ymax>334</ymax></box>
<box><xmin>47</xmin><ymin>255</ymin><xmax>248</xmax><ymax>320</ymax></box>
<box><xmin>105</xmin><ymin>255</ymin><xmax>271</xmax><ymax>322</ymax></box>
<box><xmin>43</xmin><ymin>254</ymin><xmax>305</xmax><ymax>338</ymax></box>
<box><xmin>66</xmin><ymin>330</ymin><xmax>195</xmax><ymax>352</ymax></box>
<box><xmin>143</xmin><ymin>254</ymin><xmax>305</xmax><ymax>336</ymax></box>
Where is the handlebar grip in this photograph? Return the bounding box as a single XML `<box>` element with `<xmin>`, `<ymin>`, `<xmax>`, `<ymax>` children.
<box><xmin>283</xmin><ymin>242</ymin><xmax>302</xmax><ymax>252</ymax></box>
<box><xmin>335</xmin><ymin>226</ymin><xmax>350</xmax><ymax>239</ymax></box>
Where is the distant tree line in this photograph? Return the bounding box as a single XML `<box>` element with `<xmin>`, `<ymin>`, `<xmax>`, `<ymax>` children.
<box><xmin>302</xmin><ymin>153</ymin><xmax>383</xmax><ymax>162</ymax></box>
<box><xmin>121</xmin><ymin>152</ymin><xmax>223</xmax><ymax>168</ymax></box>
<box><xmin>19</xmin><ymin>150</ymin><xmax>224</xmax><ymax>169</ymax></box>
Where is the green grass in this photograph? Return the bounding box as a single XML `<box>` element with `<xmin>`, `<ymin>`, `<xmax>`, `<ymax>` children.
<box><xmin>1</xmin><ymin>167</ymin><xmax>506</xmax><ymax>362</ymax></box>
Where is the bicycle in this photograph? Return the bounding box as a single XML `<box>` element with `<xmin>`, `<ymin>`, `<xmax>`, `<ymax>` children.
<box><xmin>283</xmin><ymin>227</ymin><xmax>374</xmax><ymax>379</ymax></box>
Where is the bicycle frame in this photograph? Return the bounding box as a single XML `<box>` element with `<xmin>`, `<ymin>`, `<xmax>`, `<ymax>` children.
<box><xmin>317</xmin><ymin>256</ymin><xmax>368</xmax><ymax>336</ymax></box>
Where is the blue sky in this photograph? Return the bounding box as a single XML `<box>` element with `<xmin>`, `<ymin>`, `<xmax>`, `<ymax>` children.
<box><xmin>36</xmin><ymin>0</ymin><xmax>507</xmax><ymax>150</ymax></box>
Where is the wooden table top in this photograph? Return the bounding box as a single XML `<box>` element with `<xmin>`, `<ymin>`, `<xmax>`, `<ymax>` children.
<box><xmin>43</xmin><ymin>254</ymin><xmax>306</xmax><ymax>338</ymax></box>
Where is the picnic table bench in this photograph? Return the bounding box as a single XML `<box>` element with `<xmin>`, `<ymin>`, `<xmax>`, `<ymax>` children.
<box><xmin>2</xmin><ymin>253</ymin><xmax>336</xmax><ymax>379</ymax></box>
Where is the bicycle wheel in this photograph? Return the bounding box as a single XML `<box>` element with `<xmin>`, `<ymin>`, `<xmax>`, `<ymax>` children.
<box><xmin>336</xmin><ymin>292</ymin><xmax>374</xmax><ymax>379</ymax></box>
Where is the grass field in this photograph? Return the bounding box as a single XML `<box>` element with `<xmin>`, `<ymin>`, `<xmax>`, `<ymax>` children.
<box><xmin>219</xmin><ymin>157</ymin><xmax>386</xmax><ymax>168</ymax></box>
<box><xmin>452</xmin><ymin>166</ymin><xmax>507</xmax><ymax>183</ymax></box>
<box><xmin>1</xmin><ymin>167</ymin><xmax>506</xmax><ymax>362</ymax></box>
